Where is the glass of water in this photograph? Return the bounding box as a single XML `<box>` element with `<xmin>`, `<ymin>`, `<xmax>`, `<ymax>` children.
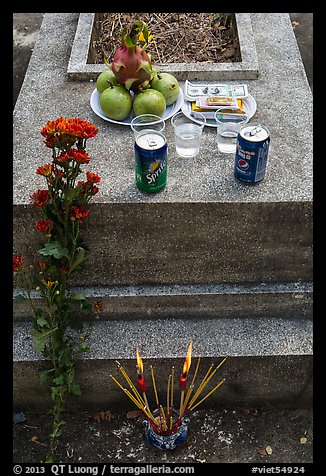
<box><xmin>131</xmin><ymin>114</ymin><xmax>165</xmax><ymax>139</ymax></box>
<box><xmin>171</xmin><ymin>111</ymin><xmax>206</xmax><ymax>158</ymax></box>
<box><xmin>215</xmin><ymin>109</ymin><xmax>249</xmax><ymax>154</ymax></box>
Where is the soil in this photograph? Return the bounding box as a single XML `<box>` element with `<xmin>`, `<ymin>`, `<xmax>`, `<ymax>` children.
<box><xmin>90</xmin><ymin>13</ymin><xmax>241</xmax><ymax>65</ymax></box>
<box><xmin>13</xmin><ymin>406</ymin><xmax>313</xmax><ymax>464</ymax></box>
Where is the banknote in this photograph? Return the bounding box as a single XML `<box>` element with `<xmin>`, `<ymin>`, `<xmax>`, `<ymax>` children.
<box><xmin>184</xmin><ymin>80</ymin><xmax>248</xmax><ymax>101</ymax></box>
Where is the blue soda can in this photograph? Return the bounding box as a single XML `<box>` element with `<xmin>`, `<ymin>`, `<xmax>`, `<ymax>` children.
<box><xmin>234</xmin><ymin>123</ymin><xmax>270</xmax><ymax>183</ymax></box>
<box><xmin>134</xmin><ymin>131</ymin><xmax>167</xmax><ymax>192</ymax></box>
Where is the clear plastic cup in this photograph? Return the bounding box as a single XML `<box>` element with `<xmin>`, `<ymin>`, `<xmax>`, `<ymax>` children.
<box><xmin>215</xmin><ymin>109</ymin><xmax>249</xmax><ymax>154</ymax></box>
<box><xmin>130</xmin><ymin>114</ymin><xmax>165</xmax><ymax>139</ymax></box>
<box><xmin>171</xmin><ymin>111</ymin><xmax>206</xmax><ymax>158</ymax></box>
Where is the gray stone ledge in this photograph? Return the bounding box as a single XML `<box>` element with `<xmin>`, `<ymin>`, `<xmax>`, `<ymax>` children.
<box><xmin>14</xmin><ymin>316</ymin><xmax>313</xmax><ymax>363</ymax></box>
<box><xmin>13</xmin><ymin>281</ymin><xmax>313</xmax><ymax>320</ymax></box>
<box><xmin>13</xmin><ymin>13</ymin><xmax>312</xmax><ymax>206</ymax></box>
<box><xmin>13</xmin><ymin>355</ymin><xmax>312</xmax><ymax>410</ymax></box>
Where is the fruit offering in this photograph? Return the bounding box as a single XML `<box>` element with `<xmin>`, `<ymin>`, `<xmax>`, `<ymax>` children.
<box><xmin>95</xmin><ymin>20</ymin><xmax>180</xmax><ymax>121</ymax></box>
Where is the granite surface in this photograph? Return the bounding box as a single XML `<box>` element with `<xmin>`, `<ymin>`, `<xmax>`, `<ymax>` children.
<box><xmin>13</xmin><ymin>13</ymin><xmax>312</xmax><ymax>205</ymax></box>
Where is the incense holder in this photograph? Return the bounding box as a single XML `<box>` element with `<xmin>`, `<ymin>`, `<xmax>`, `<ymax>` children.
<box><xmin>143</xmin><ymin>412</ymin><xmax>190</xmax><ymax>450</ymax></box>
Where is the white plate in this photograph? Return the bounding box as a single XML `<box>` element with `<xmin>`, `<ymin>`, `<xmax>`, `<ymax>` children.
<box><xmin>90</xmin><ymin>88</ymin><xmax>184</xmax><ymax>125</ymax></box>
<box><xmin>181</xmin><ymin>94</ymin><xmax>257</xmax><ymax>128</ymax></box>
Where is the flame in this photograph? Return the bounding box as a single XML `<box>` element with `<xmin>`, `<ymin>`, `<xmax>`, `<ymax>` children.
<box><xmin>182</xmin><ymin>340</ymin><xmax>192</xmax><ymax>375</ymax></box>
<box><xmin>136</xmin><ymin>345</ymin><xmax>143</xmax><ymax>374</ymax></box>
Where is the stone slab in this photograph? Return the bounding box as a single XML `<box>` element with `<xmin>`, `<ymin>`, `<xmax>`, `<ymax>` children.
<box><xmin>13</xmin><ymin>282</ymin><xmax>313</xmax><ymax>320</ymax></box>
<box><xmin>14</xmin><ymin>312</ymin><xmax>313</xmax><ymax>410</ymax></box>
<box><xmin>13</xmin><ymin>13</ymin><xmax>312</xmax><ymax>206</ymax></box>
<box><xmin>67</xmin><ymin>13</ymin><xmax>259</xmax><ymax>81</ymax></box>
<box><xmin>14</xmin><ymin>316</ymin><xmax>313</xmax><ymax>363</ymax></box>
<box><xmin>13</xmin><ymin>14</ymin><xmax>312</xmax><ymax>288</ymax></box>
<box><xmin>12</xmin><ymin>13</ymin><xmax>313</xmax><ymax>413</ymax></box>
<box><xmin>14</xmin><ymin>354</ymin><xmax>313</xmax><ymax>410</ymax></box>
<box><xmin>14</xmin><ymin>201</ymin><xmax>312</xmax><ymax>286</ymax></box>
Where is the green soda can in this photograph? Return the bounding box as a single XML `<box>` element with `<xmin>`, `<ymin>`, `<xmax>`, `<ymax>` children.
<box><xmin>134</xmin><ymin>131</ymin><xmax>167</xmax><ymax>192</ymax></box>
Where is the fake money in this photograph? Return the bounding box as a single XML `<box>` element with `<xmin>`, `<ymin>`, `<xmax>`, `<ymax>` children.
<box><xmin>184</xmin><ymin>80</ymin><xmax>248</xmax><ymax>101</ymax></box>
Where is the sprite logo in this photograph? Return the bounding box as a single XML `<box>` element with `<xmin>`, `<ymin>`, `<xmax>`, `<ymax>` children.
<box><xmin>146</xmin><ymin>160</ymin><xmax>166</xmax><ymax>184</ymax></box>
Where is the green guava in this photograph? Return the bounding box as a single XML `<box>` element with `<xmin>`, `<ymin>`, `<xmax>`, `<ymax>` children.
<box><xmin>150</xmin><ymin>72</ymin><xmax>180</xmax><ymax>106</ymax></box>
<box><xmin>133</xmin><ymin>89</ymin><xmax>166</xmax><ymax>117</ymax></box>
<box><xmin>99</xmin><ymin>85</ymin><xmax>133</xmax><ymax>121</ymax></box>
<box><xmin>96</xmin><ymin>68</ymin><xmax>119</xmax><ymax>94</ymax></box>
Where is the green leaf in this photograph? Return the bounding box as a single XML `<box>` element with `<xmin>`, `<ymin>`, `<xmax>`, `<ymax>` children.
<box><xmin>70</xmin><ymin>383</ymin><xmax>81</xmax><ymax>396</ymax></box>
<box><xmin>80</xmin><ymin>341</ymin><xmax>90</xmax><ymax>352</ymax></box>
<box><xmin>68</xmin><ymin>315</ymin><xmax>83</xmax><ymax>331</ymax></box>
<box><xmin>30</xmin><ymin>329</ymin><xmax>50</xmax><ymax>353</ymax></box>
<box><xmin>64</xmin><ymin>186</ymin><xmax>76</xmax><ymax>202</ymax></box>
<box><xmin>51</xmin><ymin>385</ymin><xmax>66</xmax><ymax>402</ymax></box>
<box><xmin>70</xmin><ymin>247</ymin><xmax>87</xmax><ymax>272</ymax></box>
<box><xmin>39</xmin><ymin>369</ymin><xmax>51</xmax><ymax>386</ymax></box>
<box><xmin>70</xmin><ymin>292</ymin><xmax>86</xmax><ymax>301</ymax></box>
<box><xmin>14</xmin><ymin>294</ymin><xmax>26</xmax><ymax>302</ymax></box>
<box><xmin>38</xmin><ymin>241</ymin><xmax>69</xmax><ymax>259</ymax></box>
<box><xmin>80</xmin><ymin>299</ymin><xmax>93</xmax><ymax>314</ymax></box>
<box><xmin>49</xmin><ymin>419</ymin><xmax>65</xmax><ymax>438</ymax></box>
<box><xmin>36</xmin><ymin>317</ymin><xmax>49</xmax><ymax>328</ymax></box>
<box><xmin>53</xmin><ymin>375</ymin><xmax>65</xmax><ymax>385</ymax></box>
<box><xmin>58</xmin><ymin>348</ymin><xmax>72</xmax><ymax>367</ymax></box>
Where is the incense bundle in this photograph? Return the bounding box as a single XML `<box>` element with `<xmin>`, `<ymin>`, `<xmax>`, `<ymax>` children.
<box><xmin>110</xmin><ymin>343</ymin><xmax>228</xmax><ymax>436</ymax></box>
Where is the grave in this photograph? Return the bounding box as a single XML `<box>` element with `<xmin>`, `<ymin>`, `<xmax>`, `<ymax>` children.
<box><xmin>13</xmin><ymin>13</ymin><xmax>312</xmax><ymax>410</ymax></box>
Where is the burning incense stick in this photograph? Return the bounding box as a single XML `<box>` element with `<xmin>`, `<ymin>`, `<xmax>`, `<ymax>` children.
<box><xmin>111</xmin><ymin>344</ymin><xmax>228</xmax><ymax>438</ymax></box>
<box><xmin>136</xmin><ymin>346</ymin><xmax>150</xmax><ymax>410</ymax></box>
<box><xmin>189</xmin><ymin>378</ymin><xmax>226</xmax><ymax>411</ymax></box>
<box><xmin>188</xmin><ymin>356</ymin><xmax>229</xmax><ymax>409</ymax></box>
<box><xmin>117</xmin><ymin>362</ymin><xmax>145</xmax><ymax>407</ymax></box>
<box><xmin>160</xmin><ymin>405</ymin><xmax>168</xmax><ymax>431</ymax></box>
<box><xmin>179</xmin><ymin>341</ymin><xmax>193</xmax><ymax>416</ymax></box>
<box><xmin>188</xmin><ymin>363</ymin><xmax>214</xmax><ymax>409</ymax></box>
<box><xmin>166</xmin><ymin>374</ymin><xmax>171</xmax><ymax>415</ymax></box>
<box><xmin>170</xmin><ymin>366</ymin><xmax>174</xmax><ymax>410</ymax></box>
<box><xmin>180</xmin><ymin>356</ymin><xmax>201</xmax><ymax>416</ymax></box>
<box><xmin>150</xmin><ymin>365</ymin><xmax>159</xmax><ymax>408</ymax></box>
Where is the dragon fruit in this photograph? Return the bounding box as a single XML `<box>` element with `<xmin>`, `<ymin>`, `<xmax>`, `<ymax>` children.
<box><xmin>111</xmin><ymin>21</ymin><xmax>153</xmax><ymax>93</ymax></box>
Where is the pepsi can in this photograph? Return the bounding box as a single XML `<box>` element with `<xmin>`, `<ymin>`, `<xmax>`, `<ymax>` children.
<box><xmin>134</xmin><ymin>131</ymin><xmax>167</xmax><ymax>192</ymax></box>
<box><xmin>234</xmin><ymin>123</ymin><xmax>270</xmax><ymax>183</ymax></box>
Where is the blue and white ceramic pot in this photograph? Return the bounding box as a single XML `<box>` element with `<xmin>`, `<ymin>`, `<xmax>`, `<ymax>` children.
<box><xmin>143</xmin><ymin>409</ymin><xmax>190</xmax><ymax>450</ymax></box>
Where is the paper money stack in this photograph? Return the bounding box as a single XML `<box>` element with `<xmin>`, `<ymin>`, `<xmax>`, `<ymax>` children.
<box><xmin>184</xmin><ymin>80</ymin><xmax>249</xmax><ymax>120</ymax></box>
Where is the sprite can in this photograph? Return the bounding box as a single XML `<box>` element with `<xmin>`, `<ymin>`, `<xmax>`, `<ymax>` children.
<box><xmin>134</xmin><ymin>131</ymin><xmax>167</xmax><ymax>192</ymax></box>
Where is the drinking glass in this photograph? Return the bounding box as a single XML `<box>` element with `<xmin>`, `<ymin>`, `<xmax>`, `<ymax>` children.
<box><xmin>215</xmin><ymin>109</ymin><xmax>249</xmax><ymax>154</ymax></box>
<box><xmin>130</xmin><ymin>114</ymin><xmax>165</xmax><ymax>139</ymax></box>
<box><xmin>171</xmin><ymin>111</ymin><xmax>206</xmax><ymax>158</ymax></box>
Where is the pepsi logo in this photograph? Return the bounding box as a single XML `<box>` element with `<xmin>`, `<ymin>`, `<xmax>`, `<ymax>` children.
<box><xmin>238</xmin><ymin>159</ymin><xmax>249</xmax><ymax>170</ymax></box>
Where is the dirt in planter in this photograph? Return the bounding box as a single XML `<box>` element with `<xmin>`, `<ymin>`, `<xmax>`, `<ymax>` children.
<box><xmin>90</xmin><ymin>13</ymin><xmax>241</xmax><ymax>65</ymax></box>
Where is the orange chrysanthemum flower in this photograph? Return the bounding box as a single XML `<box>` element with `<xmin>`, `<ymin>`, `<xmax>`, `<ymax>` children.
<box><xmin>57</xmin><ymin>148</ymin><xmax>91</xmax><ymax>165</ymax></box>
<box><xmin>35</xmin><ymin>219</ymin><xmax>54</xmax><ymax>233</ymax></box>
<box><xmin>13</xmin><ymin>255</ymin><xmax>24</xmax><ymax>273</ymax></box>
<box><xmin>41</xmin><ymin>279</ymin><xmax>55</xmax><ymax>288</ymax></box>
<box><xmin>41</xmin><ymin>117</ymin><xmax>98</xmax><ymax>148</ymax></box>
<box><xmin>71</xmin><ymin>205</ymin><xmax>89</xmax><ymax>222</ymax></box>
<box><xmin>36</xmin><ymin>164</ymin><xmax>53</xmax><ymax>177</ymax></box>
<box><xmin>93</xmin><ymin>300</ymin><xmax>103</xmax><ymax>312</ymax></box>
<box><xmin>86</xmin><ymin>172</ymin><xmax>101</xmax><ymax>183</ymax></box>
<box><xmin>30</xmin><ymin>189</ymin><xmax>50</xmax><ymax>208</ymax></box>
<box><xmin>71</xmin><ymin>148</ymin><xmax>91</xmax><ymax>164</ymax></box>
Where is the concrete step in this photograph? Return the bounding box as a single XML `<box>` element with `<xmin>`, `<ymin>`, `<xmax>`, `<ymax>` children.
<box><xmin>14</xmin><ymin>201</ymin><xmax>313</xmax><ymax>288</ymax></box>
<box><xmin>13</xmin><ymin>316</ymin><xmax>313</xmax><ymax>410</ymax></box>
<box><xmin>13</xmin><ymin>281</ymin><xmax>313</xmax><ymax>321</ymax></box>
